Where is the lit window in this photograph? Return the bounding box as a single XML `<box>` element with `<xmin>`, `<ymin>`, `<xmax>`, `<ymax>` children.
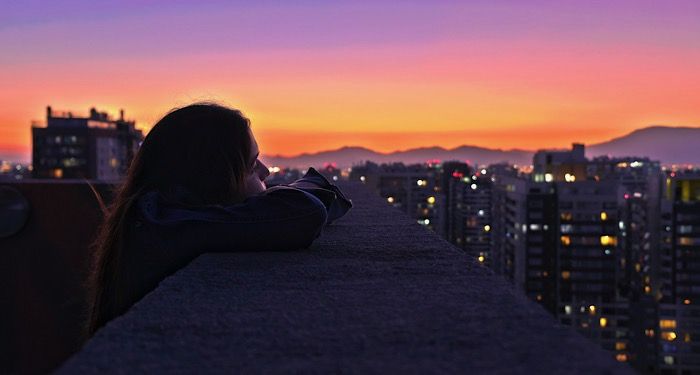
<box><xmin>387</xmin><ymin>197</ymin><xmax>395</xmax><ymax>203</ymax></box>
<box><xmin>684</xmin><ymin>299</ymin><xmax>692</xmax><ymax>305</ymax></box>
<box><xmin>470</xmin><ymin>183</ymin><xmax>477</xmax><ymax>190</ymax></box>
<box><xmin>616</xmin><ymin>354</ymin><xmax>628</xmax><ymax>362</ymax></box>
<box><xmin>645</xmin><ymin>329</ymin><xmax>655</xmax><ymax>337</ymax></box>
<box><xmin>360</xmin><ymin>176</ymin><xmax>366</xmax><ymax>182</ymax></box>
<box><xmin>560</xmin><ymin>212</ymin><xmax>572</xmax><ymax>221</ymax></box>
<box><xmin>564</xmin><ymin>305</ymin><xmax>572</xmax><ymax>315</ymax></box>
<box><xmin>477</xmin><ymin>255</ymin><xmax>485</xmax><ymax>263</ymax></box>
<box><xmin>600</xmin><ymin>212</ymin><xmax>608</xmax><ymax>221</ymax></box>
<box><xmin>416</xmin><ymin>179</ymin><xmax>426</xmax><ymax>186</ymax></box>
<box><xmin>564</xmin><ymin>173</ymin><xmax>576</xmax><ymax>182</ymax></box>
<box><xmin>589</xmin><ymin>305</ymin><xmax>596</xmax><ymax>315</ymax></box>
<box><xmin>545</xmin><ymin>173</ymin><xmax>553</xmax><ymax>182</ymax></box>
<box><xmin>661</xmin><ymin>331</ymin><xmax>677</xmax><ymax>341</ymax></box>
<box><xmin>427</xmin><ymin>196</ymin><xmax>436</xmax><ymax>204</ymax></box>
<box><xmin>660</xmin><ymin>320</ymin><xmax>677</xmax><ymax>329</ymax></box>
<box><xmin>560</xmin><ymin>236</ymin><xmax>571</xmax><ymax>246</ymax></box>
<box><xmin>600</xmin><ymin>235</ymin><xmax>617</xmax><ymax>246</ymax></box>
<box><xmin>477</xmin><ymin>209</ymin><xmax>485</xmax><ymax>216</ymax></box>
<box><xmin>600</xmin><ymin>318</ymin><xmax>608</xmax><ymax>328</ymax></box>
<box><xmin>615</xmin><ymin>341</ymin><xmax>626</xmax><ymax>350</ymax></box>
<box><xmin>679</xmin><ymin>237</ymin><xmax>695</xmax><ymax>246</ymax></box>
<box><xmin>483</xmin><ymin>225</ymin><xmax>491</xmax><ymax>232</ymax></box>
<box><xmin>685</xmin><ymin>333</ymin><xmax>691</xmax><ymax>343</ymax></box>
<box><xmin>664</xmin><ymin>356</ymin><xmax>674</xmax><ymax>365</ymax></box>
<box><xmin>561</xmin><ymin>271</ymin><xmax>571</xmax><ymax>280</ymax></box>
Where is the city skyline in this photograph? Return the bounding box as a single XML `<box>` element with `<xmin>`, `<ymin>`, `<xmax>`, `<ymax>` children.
<box><xmin>2</xmin><ymin>1</ymin><xmax>700</xmax><ymax>161</ymax></box>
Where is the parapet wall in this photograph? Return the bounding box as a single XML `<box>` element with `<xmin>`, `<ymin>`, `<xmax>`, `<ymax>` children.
<box><xmin>58</xmin><ymin>181</ymin><xmax>632</xmax><ymax>373</ymax></box>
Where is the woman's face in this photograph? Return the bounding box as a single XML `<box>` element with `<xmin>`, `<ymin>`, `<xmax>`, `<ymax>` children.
<box><xmin>242</xmin><ymin>129</ymin><xmax>270</xmax><ymax>198</ymax></box>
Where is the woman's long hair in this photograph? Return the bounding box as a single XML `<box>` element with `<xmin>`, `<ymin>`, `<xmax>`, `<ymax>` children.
<box><xmin>86</xmin><ymin>103</ymin><xmax>252</xmax><ymax>337</ymax></box>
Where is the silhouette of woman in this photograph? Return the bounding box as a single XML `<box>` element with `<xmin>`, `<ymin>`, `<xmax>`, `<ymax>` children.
<box><xmin>87</xmin><ymin>103</ymin><xmax>351</xmax><ymax>337</ymax></box>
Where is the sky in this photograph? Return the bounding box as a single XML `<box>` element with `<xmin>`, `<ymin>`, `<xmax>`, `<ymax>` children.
<box><xmin>1</xmin><ymin>0</ymin><xmax>699</xmax><ymax>161</ymax></box>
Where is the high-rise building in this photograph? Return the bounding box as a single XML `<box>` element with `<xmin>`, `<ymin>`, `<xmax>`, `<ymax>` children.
<box><xmin>32</xmin><ymin>106</ymin><xmax>143</xmax><ymax>180</ymax></box>
<box><xmin>657</xmin><ymin>171</ymin><xmax>700</xmax><ymax>374</ymax></box>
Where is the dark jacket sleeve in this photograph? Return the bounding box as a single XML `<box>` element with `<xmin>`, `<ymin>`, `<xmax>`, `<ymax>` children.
<box><xmin>137</xmin><ymin>185</ymin><xmax>329</xmax><ymax>253</ymax></box>
<box><xmin>286</xmin><ymin>167</ymin><xmax>353</xmax><ymax>225</ymax></box>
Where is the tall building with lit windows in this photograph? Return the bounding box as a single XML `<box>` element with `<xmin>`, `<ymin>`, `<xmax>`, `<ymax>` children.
<box><xmin>489</xmin><ymin>144</ymin><xmax>669</xmax><ymax>372</ymax></box>
<box><xmin>32</xmin><ymin>106</ymin><xmax>143</xmax><ymax>180</ymax></box>
<box><xmin>447</xmin><ymin>167</ymin><xmax>493</xmax><ymax>266</ymax></box>
<box><xmin>555</xmin><ymin>179</ymin><xmax>629</xmax><ymax>362</ymax></box>
<box><xmin>657</xmin><ymin>171</ymin><xmax>700</xmax><ymax>374</ymax></box>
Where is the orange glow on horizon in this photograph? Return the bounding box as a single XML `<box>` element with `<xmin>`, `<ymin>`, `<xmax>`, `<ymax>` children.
<box><xmin>1</xmin><ymin>40</ymin><xmax>699</xmax><ymax>161</ymax></box>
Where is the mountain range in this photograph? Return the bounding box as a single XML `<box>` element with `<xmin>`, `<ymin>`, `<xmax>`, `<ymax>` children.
<box><xmin>262</xmin><ymin>126</ymin><xmax>700</xmax><ymax>168</ymax></box>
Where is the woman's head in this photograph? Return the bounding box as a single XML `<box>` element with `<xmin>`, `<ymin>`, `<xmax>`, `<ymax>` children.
<box><xmin>86</xmin><ymin>103</ymin><xmax>269</xmax><ymax>337</ymax></box>
<box><xmin>132</xmin><ymin>103</ymin><xmax>269</xmax><ymax>203</ymax></box>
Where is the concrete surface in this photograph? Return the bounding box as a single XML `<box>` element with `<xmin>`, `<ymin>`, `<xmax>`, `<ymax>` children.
<box><xmin>58</xmin><ymin>181</ymin><xmax>633</xmax><ymax>374</ymax></box>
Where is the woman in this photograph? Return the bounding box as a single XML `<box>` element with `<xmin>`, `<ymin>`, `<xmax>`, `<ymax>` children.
<box><xmin>87</xmin><ymin>103</ymin><xmax>351</xmax><ymax>337</ymax></box>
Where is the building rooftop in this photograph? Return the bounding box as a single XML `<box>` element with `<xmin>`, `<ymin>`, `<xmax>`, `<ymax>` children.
<box><xmin>58</xmin><ymin>181</ymin><xmax>632</xmax><ymax>374</ymax></box>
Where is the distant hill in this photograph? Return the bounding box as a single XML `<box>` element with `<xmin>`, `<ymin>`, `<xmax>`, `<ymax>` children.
<box><xmin>262</xmin><ymin>145</ymin><xmax>533</xmax><ymax>169</ymax></box>
<box><xmin>587</xmin><ymin>126</ymin><xmax>700</xmax><ymax>164</ymax></box>
<box><xmin>262</xmin><ymin>126</ymin><xmax>700</xmax><ymax>168</ymax></box>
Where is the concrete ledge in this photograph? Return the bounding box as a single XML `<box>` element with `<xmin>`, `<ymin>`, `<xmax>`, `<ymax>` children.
<box><xmin>59</xmin><ymin>181</ymin><xmax>633</xmax><ymax>374</ymax></box>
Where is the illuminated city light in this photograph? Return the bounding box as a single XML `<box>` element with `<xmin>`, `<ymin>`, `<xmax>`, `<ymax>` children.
<box><xmin>416</xmin><ymin>179</ymin><xmax>427</xmax><ymax>186</ymax></box>
<box><xmin>564</xmin><ymin>173</ymin><xmax>576</xmax><ymax>182</ymax></box>
<box><xmin>561</xmin><ymin>271</ymin><xmax>570</xmax><ymax>280</ymax></box>
<box><xmin>360</xmin><ymin>176</ymin><xmax>366</xmax><ymax>182</ymax></box>
<box><xmin>478</xmin><ymin>210</ymin><xmax>485</xmax><ymax>216</ymax></box>
<box><xmin>664</xmin><ymin>356</ymin><xmax>674</xmax><ymax>365</ymax></box>
<box><xmin>600</xmin><ymin>235</ymin><xmax>617</xmax><ymax>246</ymax></box>
<box><xmin>387</xmin><ymin>196</ymin><xmax>395</xmax><ymax>204</ymax></box>
<box><xmin>483</xmin><ymin>225</ymin><xmax>491</xmax><ymax>232</ymax></box>
<box><xmin>268</xmin><ymin>166</ymin><xmax>281</xmax><ymax>173</ymax></box>
<box><xmin>615</xmin><ymin>342</ymin><xmax>626</xmax><ymax>351</ymax></box>
<box><xmin>660</xmin><ymin>320</ymin><xmax>677</xmax><ymax>329</ymax></box>
<box><xmin>544</xmin><ymin>173</ymin><xmax>553</xmax><ymax>182</ymax></box>
<box><xmin>600</xmin><ymin>212</ymin><xmax>608</xmax><ymax>221</ymax></box>
<box><xmin>470</xmin><ymin>183</ymin><xmax>477</xmax><ymax>190</ymax></box>
<box><xmin>684</xmin><ymin>299</ymin><xmax>692</xmax><ymax>305</ymax></box>
<box><xmin>661</xmin><ymin>331</ymin><xmax>677</xmax><ymax>341</ymax></box>
<box><xmin>564</xmin><ymin>305</ymin><xmax>572</xmax><ymax>315</ymax></box>
<box><xmin>478</xmin><ymin>255</ymin><xmax>485</xmax><ymax>263</ymax></box>
<box><xmin>616</xmin><ymin>354</ymin><xmax>628</xmax><ymax>362</ymax></box>
<box><xmin>589</xmin><ymin>305</ymin><xmax>596</xmax><ymax>315</ymax></box>
<box><xmin>427</xmin><ymin>196</ymin><xmax>436</xmax><ymax>205</ymax></box>
<box><xmin>481</xmin><ymin>169</ymin><xmax>487</xmax><ymax>175</ymax></box>
<box><xmin>560</xmin><ymin>236</ymin><xmax>571</xmax><ymax>246</ymax></box>
<box><xmin>599</xmin><ymin>317</ymin><xmax>607</xmax><ymax>328</ymax></box>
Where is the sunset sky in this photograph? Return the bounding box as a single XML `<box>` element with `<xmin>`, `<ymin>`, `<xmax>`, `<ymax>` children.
<box><xmin>1</xmin><ymin>0</ymin><xmax>699</xmax><ymax>162</ymax></box>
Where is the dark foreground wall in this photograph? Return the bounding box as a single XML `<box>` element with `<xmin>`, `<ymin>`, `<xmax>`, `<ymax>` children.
<box><xmin>0</xmin><ymin>180</ymin><xmax>114</xmax><ymax>374</ymax></box>
<box><xmin>59</xmin><ymin>181</ymin><xmax>632</xmax><ymax>374</ymax></box>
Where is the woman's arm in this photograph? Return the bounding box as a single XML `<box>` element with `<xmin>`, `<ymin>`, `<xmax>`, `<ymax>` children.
<box><xmin>285</xmin><ymin>167</ymin><xmax>352</xmax><ymax>225</ymax></box>
<box><xmin>137</xmin><ymin>186</ymin><xmax>330</xmax><ymax>253</ymax></box>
